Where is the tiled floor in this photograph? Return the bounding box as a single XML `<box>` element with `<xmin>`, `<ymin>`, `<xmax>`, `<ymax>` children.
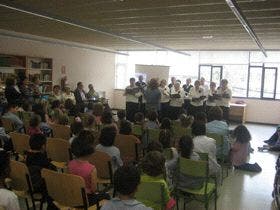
<box><xmin>184</xmin><ymin>123</ymin><xmax>278</xmax><ymax>210</ymax></box>
<box><xmin>19</xmin><ymin>123</ymin><xmax>278</xmax><ymax>210</ymax></box>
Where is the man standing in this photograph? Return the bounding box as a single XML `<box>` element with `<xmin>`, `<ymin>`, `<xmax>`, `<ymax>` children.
<box><xmin>74</xmin><ymin>82</ymin><xmax>87</xmax><ymax>112</ymax></box>
<box><xmin>182</xmin><ymin>78</ymin><xmax>193</xmax><ymax>114</ymax></box>
<box><xmin>135</xmin><ymin>75</ymin><xmax>147</xmax><ymax>114</ymax></box>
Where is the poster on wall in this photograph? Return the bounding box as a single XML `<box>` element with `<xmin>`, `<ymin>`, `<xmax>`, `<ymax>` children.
<box><xmin>135</xmin><ymin>64</ymin><xmax>170</xmax><ymax>82</ymax></box>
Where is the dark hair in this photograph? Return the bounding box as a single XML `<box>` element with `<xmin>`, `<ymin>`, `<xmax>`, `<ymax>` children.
<box><xmin>208</xmin><ymin>106</ymin><xmax>223</xmax><ymax>121</ymax></box>
<box><xmin>58</xmin><ymin>114</ymin><xmax>69</xmax><ymax>125</ymax></box>
<box><xmin>53</xmin><ymin>85</ymin><xmax>60</xmax><ymax>90</ymax></box>
<box><xmin>141</xmin><ymin>151</ymin><xmax>165</xmax><ymax>177</ymax></box>
<box><xmin>160</xmin><ymin>118</ymin><xmax>171</xmax><ymax>130</ymax></box>
<box><xmin>194</xmin><ymin>112</ymin><xmax>207</xmax><ymax>124</ymax></box>
<box><xmin>6</xmin><ymin>103</ymin><xmax>17</xmax><ymax>111</ymax></box>
<box><xmin>101</xmin><ymin>111</ymin><xmax>113</xmax><ymax>124</ymax></box>
<box><xmin>29</xmin><ymin>134</ymin><xmax>47</xmax><ymax>150</ymax></box>
<box><xmin>71</xmin><ymin>130</ymin><xmax>95</xmax><ymax>158</ymax></box>
<box><xmin>22</xmin><ymin>101</ymin><xmax>32</xmax><ymax>112</ymax></box>
<box><xmin>119</xmin><ymin>120</ymin><xmax>132</xmax><ymax>135</ymax></box>
<box><xmin>117</xmin><ymin>110</ymin><xmax>126</xmax><ymax>120</ymax></box>
<box><xmin>51</xmin><ymin>100</ymin><xmax>61</xmax><ymax>109</ymax></box>
<box><xmin>192</xmin><ymin>122</ymin><xmax>206</xmax><ymax>136</ymax></box>
<box><xmin>179</xmin><ymin>135</ymin><xmax>194</xmax><ymax>159</ymax></box>
<box><xmin>87</xmin><ymin>102</ymin><xmax>94</xmax><ymax>110</ymax></box>
<box><xmin>148</xmin><ymin>78</ymin><xmax>159</xmax><ymax>89</ymax></box>
<box><xmin>86</xmin><ymin>115</ymin><xmax>95</xmax><ymax>127</ymax></box>
<box><xmin>99</xmin><ymin>126</ymin><xmax>117</xmax><ymax>147</ymax></box>
<box><xmin>148</xmin><ymin>111</ymin><xmax>158</xmax><ymax>122</ymax></box>
<box><xmin>114</xmin><ymin>165</ymin><xmax>140</xmax><ymax>196</ymax></box>
<box><xmin>0</xmin><ymin>150</ymin><xmax>10</xmax><ymax>179</ymax></box>
<box><xmin>129</xmin><ymin>78</ymin><xmax>135</xmax><ymax>82</ymax></box>
<box><xmin>179</xmin><ymin>114</ymin><xmax>194</xmax><ymax>128</ymax></box>
<box><xmin>159</xmin><ymin>129</ymin><xmax>172</xmax><ymax>149</ymax></box>
<box><xmin>70</xmin><ymin>121</ymin><xmax>84</xmax><ymax>136</ymax></box>
<box><xmin>29</xmin><ymin>114</ymin><xmax>41</xmax><ymax>127</ymax></box>
<box><xmin>77</xmin><ymin>82</ymin><xmax>82</xmax><ymax>87</ymax></box>
<box><xmin>147</xmin><ymin>141</ymin><xmax>163</xmax><ymax>153</ymax></box>
<box><xmin>64</xmin><ymin>99</ymin><xmax>75</xmax><ymax>110</ymax></box>
<box><xmin>5</xmin><ymin>77</ymin><xmax>16</xmax><ymax>87</ymax></box>
<box><xmin>134</xmin><ymin>112</ymin><xmax>144</xmax><ymax>123</ymax></box>
<box><xmin>92</xmin><ymin>103</ymin><xmax>104</xmax><ymax>116</ymax></box>
<box><xmin>233</xmin><ymin>124</ymin><xmax>251</xmax><ymax>144</ymax></box>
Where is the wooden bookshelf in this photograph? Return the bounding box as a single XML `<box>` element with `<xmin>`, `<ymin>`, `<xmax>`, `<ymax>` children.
<box><xmin>0</xmin><ymin>54</ymin><xmax>53</xmax><ymax>94</ymax></box>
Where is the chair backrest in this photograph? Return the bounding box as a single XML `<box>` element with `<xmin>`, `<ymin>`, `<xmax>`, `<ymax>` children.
<box><xmin>135</xmin><ymin>181</ymin><xmax>165</xmax><ymax>210</ymax></box>
<box><xmin>50</xmin><ymin>124</ymin><xmax>71</xmax><ymax>140</ymax></box>
<box><xmin>114</xmin><ymin>134</ymin><xmax>138</xmax><ymax>162</ymax></box>
<box><xmin>178</xmin><ymin>157</ymin><xmax>208</xmax><ymax>178</ymax></box>
<box><xmin>9</xmin><ymin>160</ymin><xmax>31</xmax><ymax>192</ymax></box>
<box><xmin>1</xmin><ymin>118</ymin><xmax>15</xmax><ymax>133</ymax></box>
<box><xmin>132</xmin><ymin>124</ymin><xmax>143</xmax><ymax>137</ymax></box>
<box><xmin>9</xmin><ymin>132</ymin><xmax>30</xmax><ymax>154</ymax></box>
<box><xmin>196</xmin><ymin>152</ymin><xmax>209</xmax><ymax>161</ymax></box>
<box><xmin>163</xmin><ymin>148</ymin><xmax>173</xmax><ymax>161</ymax></box>
<box><xmin>87</xmin><ymin>151</ymin><xmax>113</xmax><ymax>181</ymax></box>
<box><xmin>173</xmin><ymin>126</ymin><xmax>192</xmax><ymax>138</ymax></box>
<box><xmin>46</xmin><ymin>138</ymin><xmax>71</xmax><ymax>163</ymax></box>
<box><xmin>147</xmin><ymin>128</ymin><xmax>160</xmax><ymax>143</ymax></box>
<box><xmin>41</xmin><ymin>168</ymin><xmax>87</xmax><ymax>207</ymax></box>
<box><xmin>206</xmin><ymin>132</ymin><xmax>224</xmax><ymax>147</ymax></box>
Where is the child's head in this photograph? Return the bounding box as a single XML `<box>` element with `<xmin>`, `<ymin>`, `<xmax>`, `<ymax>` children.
<box><xmin>208</xmin><ymin>106</ymin><xmax>223</xmax><ymax>122</ymax></box>
<box><xmin>101</xmin><ymin>111</ymin><xmax>113</xmax><ymax>124</ymax></box>
<box><xmin>119</xmin><ymin>120</ymin><xmax>132</xmax><ymax>135</ymax></box>
<box><xmin>147</xmin><ymin>141</ymin><xmax>163</xmax><ymax>153</ymax></box>
<box><xmin>142</xmin><ymin>151</ymin><xmax>165</xmax><ymax>177</ymax></box>
<box><xmin>192</xmin><ymin>122</ymin><xmax>206</xmax><ymax>136</ymax></box>
<box><xmin>134</xmin><ymin>112</ymin><xmax>144</xmax><ymax>124</ymax></box>
<box><xmin>22</xmin><ymin>101</ymin><xmax>32</xmax><ymax>112</ymax></box>
<box><xmin>117</xmin><ymin>110</ymin><xmax>126</xmax><ymax>121</ymax></box>
<box><xmin>179</xmin><ymin>135</ymin><xmax>194</xmax><ymax>159</ymax></box>
<box><xmin>29</xmin><ymin>134</ymin><xmax>47</xmax><ymax>151</ymax></box>
<box><xmin>160</xmin><ymin>117</ymin><xmax>171</xmax><ymax>130</ymax></box>
<box><xmin>29</xmin><ymin>114</ymin><xmax>41</xmax><ymax>128</ymax></box>
<box><xmin>194</xmin><ymin>112</ymin><xmax>207</xmax><ymax>124</ymax></box>
<box><xmin>0</xmin><ymin>150</ymin><xmax>10</xmax><ymax>180</ymax></box>
<box><xmin>92</xmin><ymin>103</ymin><xmax>104</xmax><ymax>116</ymax></box>
<box><xmin>114</xmin><ymin>165</ymin><xmax>141</xmax><ymax>197</ymax></box>
<box><xmin>159</xmin><ymin>129</ymin><xmax>172</xmax><ymax>149</ymax></box>
<box><xmin>233</xmin><ymin>124</ymin><xmax>251</xmax><ymax>143</ymax></box>
<box><xmin>179</xmin><ymin>114</ymin><xmax>194</xmax><ymax>128</ymax></box>
<box><xmin>70</xmin><ymin>121</ymin><xmax>84</xmax><ymax>136</ymax></box>
<box><xmin>71</xmin><ymin>130</ymin><xmax>95</xmax><ymax>158</ymax></box>
<box><xmin>51</xmin><ymin>100</ymin><xmax>61</xmax><ymax>109</ymax></box>
<box><xmin>99</xmin><ymin>126</ymin><xmax>117</xmax><ymax>147</ymax></box>
<box><xmin>86</xmin><ymin>115</ymin><xmax>95</xmax><ymax>127</ymax></box>
<box><xmin>64</xmin><ymin>99</ymin><xmax>75</xmax><ymax>110</ymax></box>
<box><xmin>6</xmin><ymin>103</ymin><xmax>17</xmax><ymax>113</ymax></box>
<box><xmin>148</xmin><ymin>110</ymin><xmax>158</xmax><ymax>122</ymax></box>
<box><xmin>58</xmin><ymin>114</ymin><xmax>69</xmax><ymax>125</ymax></box>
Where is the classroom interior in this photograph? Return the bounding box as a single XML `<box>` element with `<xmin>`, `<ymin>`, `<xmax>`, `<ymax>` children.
<box><xmin>0</xmin><ymin>0</ymin><xmax>280</xmax><ymax>210</ymax></box>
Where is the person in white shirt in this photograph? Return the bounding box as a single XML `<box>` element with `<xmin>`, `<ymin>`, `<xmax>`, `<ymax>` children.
<box><xmin>188</xmin><ymin>80</ymin><xmax>205</xmax><ymax>117</ymax></box>
<box><xmin>0</xmin><ymin>150</ymin><xmax>20</xmax><ymax>210</ymax></box>
<box><xmin>124</xmin><ymin>78</ymin><xmax>142</xmax><ymax>122</ymax></box>
<box><xmin>169</xmin><ymin>82</ymin><xmax>184</xmax><ymax>120</ymax></box>
<box><xmin>51</xmin><ymin>85</ymin><xmax>63</xmax><ymax>102</ymax></box>
<box><xmin>62</xmin><ymin>86</ymin><xmax>76</xmax><ymax>104</ymax></box>
<box><xmin>182</xmin><ymin>78</ymin><xmax>193</xmax><ymax>114</ymax></box>
<box><xmin>168</xmin><ymin>76</ymin><xmax>176</xmax><ymax>89</ymax></box>
<box><xmin>206</xmin><ymin>82</ymin><xmax>217</xmax><ymax>114</ymax></box>
<box><xmin>192</xmin><ymin>123</ymin><xmax>222</xmax><ymax>183</ymax></box>
<box><xmin>216</xmin><ymin>79</ymin><xmax>232</xmax><ymax>123</ymax></box>
<box><xmin>158</xmin><ymin>79</ymin><xmax>170</xmax><ymax>119</ymax></box>
<box><xmin>200</xmin><ymin>77</ymin><xmax>209</xmax><ymax>94</ymax></box>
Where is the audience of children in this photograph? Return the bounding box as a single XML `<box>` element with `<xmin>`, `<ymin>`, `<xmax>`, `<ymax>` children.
<box><xmin>68</xmin><ymin>130</ymin><xmax>111</xmax><ymax>206</ymax></box>
<box><xmin>0</xmin><ymin>149</ymin><xmax>20</xmax><ymax>210</ymax></box>
<box><xmin>96</xmin><ymin>126</ymin><xmax>123</xmax><ymax>171</ymax></box>
<box><xmin>101</xmin><ymin>165</ymin><xmax>152</xmax><ymax>210</ymax></box>
<box><xmin>231</xmin><ymin>125</ymin><xmax>262</xmax><ymax>172</ymax></box>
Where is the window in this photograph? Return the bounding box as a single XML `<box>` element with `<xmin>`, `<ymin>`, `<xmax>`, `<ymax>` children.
<box><xmin>248</xmin><ymin>66</ymin><xmax>263</xmax><ymax>98</ymax></box>
<box><xmin>198</xmin><ymin>65</ymin><xmax>222</xmax><ymax>87</ymax></box>
<box><xmin>262</xmin><ymin>67</ymin><xmax>277</xmax><ymax>99</ymax></box>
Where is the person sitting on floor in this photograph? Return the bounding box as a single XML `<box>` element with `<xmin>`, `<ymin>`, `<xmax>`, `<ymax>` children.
<box><xmin>231</xmin><ymin>125</ymin><xmax>262</xmax><ymax>172</ymax></box>
<box><xmin>101</xmin><ymin>165</ymin><xmax>152</xmax><ymax>210</ymax></box>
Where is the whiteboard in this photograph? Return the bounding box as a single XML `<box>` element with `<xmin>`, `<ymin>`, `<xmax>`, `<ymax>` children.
<box><xmin>135</xmin><ymin>64</ymin><xmax>170</xmax><ymax>82</ymax></box>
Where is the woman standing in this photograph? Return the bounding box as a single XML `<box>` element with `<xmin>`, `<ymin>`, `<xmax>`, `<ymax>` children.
<box><xmin>188</xmin><ymin>80</ymin><xmax>205</xmax><ymax>117</ymax></box>
<box><xmin>144</xmin><ymin>78</ymin><xmax>161</xmax><ymax>113</ymax></box>
<box><xmin>159</xmin><ymin>79</ymin><xmax>170</xmax><ymax>119</ymax></box>
<box><xmin>216</xmin><ymin>79</ymin><xmax>232</xmax><ymax>122</ymax></box>
<box><xmin>169</xmin><ymin>82</ymin><xmax>184</xmax><ymax>120</ymax></box>
<box><xmin>206</xmin><ymin>82</ymin><xmax>217</xmax><ymax>114</ymax></box>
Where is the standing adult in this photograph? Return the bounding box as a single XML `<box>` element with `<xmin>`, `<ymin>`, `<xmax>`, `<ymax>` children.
<box><xmin>4</xmin><ymin>77</ymin><xmax>22</xmax><ymax>105</ymax></box>
<box><xmin>87</xmin><ymin>84</ymin><xmax>99</xmax><ymax>101</ymax></box>
<box><xmin>216</xmin><ymin>79</ymin><xmax>232</xmax><ymax>122</ymax></box>
<box><xmin>144</xmin><ymin>78</ymin><xmax>161</xmax><ymax>113</ymax></box>
<box><xmin>124</xmin><ymin>78</ymin><xmax>141</xmax><ymax>122</ymax></box>
<box><xmin>19</xmin><ymin>77</ymin><xmax>33</xmax><ymax>103</ymax></box>
<box><xmin>206</xmin><ymin>82</ymin><xmax>217</xmax><ymax>114</ymax></box>
<box><xmin>135</xmin><ymin>75</ymin><xmax>147</xmax><ymax>114</ymax></box>
<box><xmin>74</xmin><ymin>82</ymin><xmax>87</xmax><ymax>112</ymax></box>
<box><xmin>158</xmin><ymin>79</ymin><xmax>170</xmax><ymax>119</ymax></box>
<box><xmin>169</xmin><ymin>82</ymin><xmax>184</xmax><ymax>120</ymax></box>
<box><xmin>182</xmin><ymin>78</ymin><xmax>193</xmax><ymax>114</ymax></box>
<box><xmin>188</xmin><ymin>80</ymin><xmax>205</xmax><ymax>117</ymax></box>
<box><xmin>200</xmin><ymin>77</ymin><xmax>209</xmax><ymax>94</ymax></box>
<box><xmin>168</xmin><ymin>77</ymin><xmax>176</xmax><ymax>89</ymax></box>
<box><xmin>30</xmin><ymin>76</ymin><xmax>42</xmax><ymax>101</ymax></box>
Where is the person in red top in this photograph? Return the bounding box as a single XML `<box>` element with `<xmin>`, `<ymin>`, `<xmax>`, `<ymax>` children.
<box><xmin>68</xmin><ymin>130</ymin><xmax>110</xmax><ymax>207</ymax></box>
<box><xmin>27</xmin><ymin>115</ymin><xmax>43</xmax><ymax>136</ymax></box>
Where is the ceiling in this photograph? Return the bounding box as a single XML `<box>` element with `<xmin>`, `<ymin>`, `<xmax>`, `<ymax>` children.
<box><xmin>0</xmin><ymin>0</ymin><xmax>279</xmax><ymax>51</ymax></box>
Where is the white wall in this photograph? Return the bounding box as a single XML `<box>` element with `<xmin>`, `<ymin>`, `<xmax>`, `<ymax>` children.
<box><xmin>0</xmin><ymin>35</ymin><xmax>115</xmax><ymax>105</ymax></box>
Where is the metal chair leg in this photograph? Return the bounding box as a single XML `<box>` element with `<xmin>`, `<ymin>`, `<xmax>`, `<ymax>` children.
<box><xmin>25</xmin><ymin>198</ymin><xmax>30</xmax><ymax>210</ymax></box>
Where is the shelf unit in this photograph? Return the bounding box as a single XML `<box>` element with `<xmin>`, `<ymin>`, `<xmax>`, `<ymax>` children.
<box><xmin>0</xmin><ymin>54</ymin><xmax>53</xmax><ymax>94</ymax></box>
